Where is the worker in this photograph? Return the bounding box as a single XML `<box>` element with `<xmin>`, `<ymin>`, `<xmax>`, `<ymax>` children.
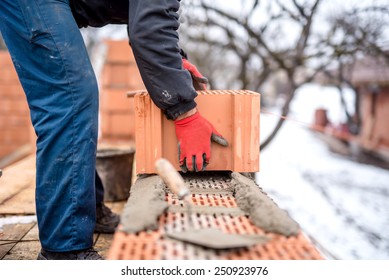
<box><xmin>0</xmin><ymin>0</ymin><xmax>228</xmax><ymax>260</ymax></box>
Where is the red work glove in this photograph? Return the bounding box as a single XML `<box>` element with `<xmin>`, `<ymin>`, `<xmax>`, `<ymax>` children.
<box><xmin>182</xmin><ymin>58</ymin><xmax>208</xmax><ymax>90</ymax></box>
<box><xmin>174</xmin><ymin>111</ymin><xmax>228</xmax><ymax>172</ymax></box>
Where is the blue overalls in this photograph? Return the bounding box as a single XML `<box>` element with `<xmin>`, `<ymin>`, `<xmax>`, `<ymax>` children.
<box><xmin>0</xmin><ymin>0</ymin><xmax>196</xmax><ymax>252</ymax></box>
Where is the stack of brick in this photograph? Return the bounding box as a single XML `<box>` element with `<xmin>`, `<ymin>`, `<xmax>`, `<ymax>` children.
<box><xmin>0</xmin><ymin>51</ymin><xmax>32</xmax><ymax>159</ymax></box>
<box><xmin>99</xmin><ymin>40</ymin><xmax>145</xmax><ymax>144</ymax></box>
<box><xmin>132</xmin><ymin>90</ymin><xmax>261</xmax><ymax>173</ymax></box>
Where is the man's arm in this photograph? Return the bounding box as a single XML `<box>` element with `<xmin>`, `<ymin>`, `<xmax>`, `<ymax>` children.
<box><xmin>70</xmin><ymin>0</ymin><xmax>228</xmax><ymax>171</ymax></box>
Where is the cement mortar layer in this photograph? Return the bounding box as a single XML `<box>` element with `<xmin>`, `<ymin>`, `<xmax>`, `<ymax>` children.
<box><xmin>168</xmin><ymin>205</ymin><xmax>246</xmax><ymax>216</ymax></box>
<box><xmin>120</xmin><ymin>175</ymin><xmax>168</xmax><ymax>233</ymax></box>
<box><xmin>231</xmin><ymin>172</ymin><xmax>300</xmax><ymax>236</ymax></box>
<box><xmin>185</xmin><ymin>189</ymin><xmax>233</xmax><ymax>195</ymax></box>
<box><xmin>120</xmin><ymin>172</ymin><xmax>299</xmax><ymax>236</ymax></box>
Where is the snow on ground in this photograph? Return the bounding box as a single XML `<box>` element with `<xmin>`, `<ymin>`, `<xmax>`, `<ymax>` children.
<box><xmin>256</xmin><ymin>84</ymin><xmax>389</xmax><ymax>260</ymax></box>
<box><xmin>0</xmin><ymin>216</ymin><xmax>37</xmax><ymax>232</ymax></box>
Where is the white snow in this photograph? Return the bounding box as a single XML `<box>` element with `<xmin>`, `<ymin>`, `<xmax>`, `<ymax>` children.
<box><xmin>256</xmin><ymin>83</ymin><xmax>389</xmax><ymax>260</ymax></box>
<box><xmin>0</xmin><ymin>216</ymin><xmax>37</xmax><ymax>231</ymax></box>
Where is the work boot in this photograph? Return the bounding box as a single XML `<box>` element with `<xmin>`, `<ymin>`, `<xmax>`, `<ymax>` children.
<box><xmin>37</xmin><ymin>248</ymin><xmax>103</xmax><ymax>260</ymax></box>
<box><xmin>94</xmin><ymin>202</ymin><xmax>120</xmax><ymax>233</ymax></box>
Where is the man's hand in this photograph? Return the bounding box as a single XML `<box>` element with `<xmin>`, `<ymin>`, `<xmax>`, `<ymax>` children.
<box><xmin>174</xmin><ymin>110</ymin><xmax>228</xmax><ymax>172</ymax></box>
<box><xmin>182</xmin><ymin>58</ymin><xmax>208</xmax><ymax>90</ymax></box>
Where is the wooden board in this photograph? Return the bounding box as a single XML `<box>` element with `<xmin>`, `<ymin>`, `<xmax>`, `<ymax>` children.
<box><xmin>22</xmin><ymin>224</ymin><xmax>39</xmax><ymax>241</ymax></box>
<box><xmin>0</xmin><ymin>223</ymin><xmax>35</xmax><ymax>259</ymax></box>
<box><xmin>0</xmin><ymin>185</ymin><xmax>35</xmax><ymax>215</ymax></box>
<box><xmin>94</xmin><ymin>233</ymin><xmax>114</xmax><ymax>259</ymax></box>
<box><xmin>2</xmin><ymin>241</ymin><xmax>41</xmax><ymax>260</ymax></box>
<box><xmin>0</xmin><ymin>155</ymin><xmax>35</xmax><ymax>205</ymax></box>
<box><xmin>4</xmin><ymin>223</ymin><xmax>41</xmax><ymax>259</ymax></box>
<box><xmin>105</xmin><ymin>201</ymin><xmax>126</xmax><ymax>214</ymax></box>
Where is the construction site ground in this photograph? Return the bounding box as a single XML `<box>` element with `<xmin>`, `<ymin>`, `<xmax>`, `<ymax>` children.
<box><xmin>0</xmin><ymin>155</ymin><xmax>125</xmax><ymax>260</ymax></box>
<box><xmin>1</xmin><ymin>155</ymin><xmax>324</xmax><ymax>260</ymax></box>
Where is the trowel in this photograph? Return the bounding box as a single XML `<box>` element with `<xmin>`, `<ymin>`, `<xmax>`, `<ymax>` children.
<box><xmin>155</xmin><ymin>158</ymin><xmax>267</xmax><ymax>249</ymax></box>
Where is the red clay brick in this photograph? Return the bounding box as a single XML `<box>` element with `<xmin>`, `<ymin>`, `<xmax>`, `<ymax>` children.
<box><xmin>29</xmin><ymin>125</ymin><xmax>37</xmax><ymax>154</ymax></box>
<box><xmin>0</xmin><ymin>115</ymin><xmax>30</xmax><ymax>128</ymax></box>
<box><xmin>0</xmin><ymin>127</ymin><xmax>30</xmax><ymax>143</ymax></box>
<box><xmin>104</xmin><ymin>40</ymin><xmax>133</xmax><ymax>63</ymax></box>
<box><xmin>107</xmin><ymin>214</ymin><xmax>323</xmax><ymax>260</ymax></box>
<box><xmin>100</xmin><ymin>112</ymin><xmax>135</xmax><ymax>139</ymax></box>
<box><xmin>1</xmin><ymin>98</ymin><xmax>29</xmax><ymax>113</ymax></box>
<box><xmin>0</xmin><ymin>52</ymin><xmax>19</xmax><ymax>84</ymax></box>
<box><xmin>98</xmin><ymin>40</ymin><xmax>146</xmax><ymax>142</ymax></box>
<box><xmin>127</xmin><ymin>64</ymin><xmax>144</xmax><ymax>89</ymax></box>
<box><xmin>0</xmin><ymin>51</ymin><xmax>33</xmax><ymax>159</ymax></box>
<box><xmin>133</xmin><ymin>90</ymin><xmax>261</xmax><ymax>174</ymax></box>
<box><xmin>0</xmin><ymin>84</ymin><xmax>25</xmax><ymax>98</ymax></box>
<box><xmin>0</xmin><ymin>143</ymin><xmax>22</xmax><ymax>158</ymax></box>
<box><xmin>100</xmin><ymin>88</ymin><xmax>134</xmax><ymax>112</ymax></box>
<box><xmin>102</xmin><ymin>63</ymin><xmax>132</xmax><ymax>88</ymax></box>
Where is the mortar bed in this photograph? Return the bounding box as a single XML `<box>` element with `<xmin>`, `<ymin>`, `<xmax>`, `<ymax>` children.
<box><xmin>108</xmin><ymin>173</ymin><xmax>323</xmax><ymax>260</ymax></box>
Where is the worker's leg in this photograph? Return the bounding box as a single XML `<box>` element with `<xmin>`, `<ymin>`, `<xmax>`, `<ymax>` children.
<box><xmin>94</xmin><ymin>170</ymin><xmax>119</xmax><ymax>233</ymax></box>
<box><xmin>0</xmin><ymin>0</ymin><xmax>98</xmax><ymax>252</ymax></box>
<box><xmin>95</xmin><ymin>171</ymin><xmax>104</xmax><ymax>205</ymax></box>
<box><xmin>128</xmin><ymin>0</ymin><xmax>197</xmax><ymax>120</ymax></box>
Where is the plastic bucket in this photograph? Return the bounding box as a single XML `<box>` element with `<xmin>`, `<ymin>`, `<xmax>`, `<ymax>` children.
<box><xmin>96</xmin><ymin>148</ymin><xmax>135</xmax><ymax>202</ymax></box>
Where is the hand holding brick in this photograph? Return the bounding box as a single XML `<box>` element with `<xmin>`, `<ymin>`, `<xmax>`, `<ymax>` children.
<box><xmin>182</xmin><ymin>58</ymin><xmax>208</xmax><ymax>90</ymax></box>
<box><xmin>174</xmin><ymin>111</ymin><xmax>228</xmax><ymax>172</ymax></box>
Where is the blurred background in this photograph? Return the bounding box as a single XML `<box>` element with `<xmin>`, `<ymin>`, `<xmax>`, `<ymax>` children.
<box><xmin>1</xmin><ymin>0</ymin><xmax>388</xmax><ymax>259</ymax></box>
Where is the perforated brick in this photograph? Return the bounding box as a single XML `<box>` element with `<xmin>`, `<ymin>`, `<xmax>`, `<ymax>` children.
<box><xmin>107</xmin><ymin>174</ymin><xmax>323</xmax><ymax>260</ymax></box>
<box><xmin>132</xmin><ymin>90</ymin><xmax>261</xmax><ymax>174</ymax></box>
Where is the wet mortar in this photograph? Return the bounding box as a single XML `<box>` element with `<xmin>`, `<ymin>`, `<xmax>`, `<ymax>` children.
<box><xmin>120</xmin><ymin>172</ymin><xmax>299</xmax><ymax>237</ymax></box>
<box><xmin>231</xmin><ymin>172</ymin><xmax>299</xmax><ymax>236</ymax></box>
<box><xmin>120</xmin><ymin>175</ymin><xmax>168</xmax><ymax>233</ymax></box>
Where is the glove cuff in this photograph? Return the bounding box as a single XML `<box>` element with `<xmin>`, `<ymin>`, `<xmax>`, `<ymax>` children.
<box><xmin>174</xmin><ymin>111</ymin><xmax>200</xmax><ymax>126</ymax></box>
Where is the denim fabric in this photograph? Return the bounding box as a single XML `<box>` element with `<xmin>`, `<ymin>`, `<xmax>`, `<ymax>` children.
<box><xmin>0</xmin><ymin>0</ymin><xmax>98</xmax><ymax>251</ymax></box>
<box><xmin>0</xmin><ymin>0</ymin><xmax>196</xmax><ymax>252</ymax></box>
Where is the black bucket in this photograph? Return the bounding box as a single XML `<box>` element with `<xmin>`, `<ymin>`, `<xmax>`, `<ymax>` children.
<box><xmin>96</xmin><ymin>148</ymin><xmax>135</xmax><ymax>202</ymax></box>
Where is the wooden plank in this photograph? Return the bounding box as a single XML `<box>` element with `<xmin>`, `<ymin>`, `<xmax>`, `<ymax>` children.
<box><xmin>109</xmin><ymin>201</ymin><xmax>126</xmax><ymax>214</ymax></box>
<box><xmin>0</xmin><ymin>202</ymin><xmax>124</xmax><ymax>259</ymax></box>
<box><xmin>94</xmin><ymin>233</ymin><xmax>114</xmax><ymax>259</ymax></box>
<box><xmin>0</xmin><ymin>243</ymin><xmax>15</xmax><ymax>259</ymax></box>
<box><xmin>22</xmin><ymin>223</ymin><xmax>39</xmax><ymax>241</ymax></box>
<box><xmin>0</xmin><ymin>223</ymin><xmax>35</xmax><ymax>259</ymax></box>
<box><xmin>0</xmin><ymin>155</ymin><xmax>35</xmax><ymax>205</ymax></box>
<box><xmin>93</xmin><ymin>233</ymin><xmax>99</xmax><ymax>243</ymax></box>
<box><xmin>104</xmin><ymin>202</ymin><xmax>114</xmax><ymax>209</ymax></box>
<box><xmin>2</xmin><ymin>241</ymin><xmax>41</xmax><ymax>260</ymax></box>
<box><xmin>0</xmin><ymin>144</ymin><xmax>32</xmax><ymax>170</ymax></box>
<box><xmin>0</xmin><ymin>223</ymin><xmax>35</xmax><ymax>241</ymax></box>
<box><xmin>0</xmin><ymin>184</ymin><xmax>35</xmax><ymax>215</ymax></box>
<box><xmin>3</xmin><ymin>223</ymin><xmax>42</xmax><ymax>259</ymax></box>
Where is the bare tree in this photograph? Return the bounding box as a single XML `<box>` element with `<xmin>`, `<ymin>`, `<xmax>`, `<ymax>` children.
<box><xmin>319</xmin><ymin>5</ymin><xmax>389</xmax><ymax>134</ymax></box>
<box><xmin>179</xmin><ymin>0</ymin><xmax>388</xmax><ymax>150</ymax></box>
<box><xmin>180</xmin><ymin>0</ymin><xmax>323</xmax><ymax>149</ymax></box>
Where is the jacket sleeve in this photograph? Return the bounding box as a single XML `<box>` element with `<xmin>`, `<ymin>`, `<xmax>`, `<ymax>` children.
<box><xmin>127</xmin><ymin>0</ymin><xmax>197</xmax><ymax>120</ymax></box>
<box><xmin>69</xmin><ymin>0</ymin><xmax>129</xmax><ymax>27</ymax></box>
<box><xmin>70</xmin><ymin>0</ymin><xmax>197</xmax><ymax>120</ymax></box>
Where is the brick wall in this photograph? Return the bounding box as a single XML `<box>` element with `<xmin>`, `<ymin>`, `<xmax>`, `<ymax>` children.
<box><xmin>359</xmin><ymin>85</ymin><xmax>389</xmax><ymax>150</ymax></box>
<box><xmin>99</xmin><ymin>40</ymin><xmax>145</xmax><ymax>144</ymax></box>
<box><xmin>0</xmin><ymin>51</ymin><xmax>32</xmax><ymax>159</ymax></box>
<box><xmin>1</xmin><ymin>40</ymin><xmax>145</xmax><ymax>161</ymax></box>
